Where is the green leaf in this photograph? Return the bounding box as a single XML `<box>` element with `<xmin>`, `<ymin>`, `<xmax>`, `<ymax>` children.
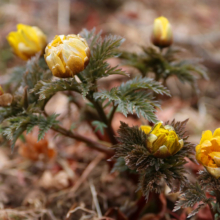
<box><xmin>91</xmin><ymin>120</ymin><xmax>107</xmax><ymax>135</ymax></box>
<box><xmin>118</xmin><ymin>76</ymin><xmax>170</xmax><ymax>96</ymax></box>
<box><xmin>38</xmin><ymin>114</ymin><xmax>59</xmax><ymax>141</ymax></box>
<box><xmin>31</xmin><ymin>78</ymin><xmax>80</xmax><ymax>100</ymax></box>
<box><xmin>94</xmin><ymin>76</ymin><xmax>170</xmax><ymax>122</ymax></box>
<box><xmin>3</xmin><ymin>116</ymin><xmax>31</xmax><ymax>150</ymax></box>
<box><xmin>80</xmin><ymin>29</ymin><xmax>127</xmax><ymax>82</ymax></box>
<box><xmin>120</xmin><ymin>46</ymin><xmax>208</xmax><ymax>92</ymax></box>
<box><xmin>174</xmin><ymin>182</ymin><xmax>213</xmax><ymax>217</ymax></box>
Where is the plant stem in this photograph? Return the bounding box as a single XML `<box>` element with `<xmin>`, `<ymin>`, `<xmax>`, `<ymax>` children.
<box><xmin>44</xmin><ymin>109</ymin><xmax>113</xmax><ymax>156</ymax></box>
<box><xmin>108</xmin><ymin>103</ymin><xmax>118</xmax><ymax>125</ymax></box>
<box><xmin>87</xmin><ymin>95</ymin><xmax>118</xmax><ymax>145</ymax></box>
<box><xmin>51</xmin><ymin>124</ymin><xmax>114</xmax><ymax>157</ymax></box>
<box><xmin>208</xmin><ymin>202</ymin><xmax>215</xmax><ymax>220</ymax></box>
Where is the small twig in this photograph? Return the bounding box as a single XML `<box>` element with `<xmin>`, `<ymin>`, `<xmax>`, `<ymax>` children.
<box><xmin>43</xmin><ymin>110</ymin><xmax>114</xmax><ymax>156</ymax></box>
<box><xmin>90</xmin><ymin>179</ymin><xmax>102</xmax><ymax>218</ymax></box>
<box><xmin>108</xmin><ymin>103</ymin><xmax>118</xmax><ymax>125</ymax></box>
<box><xmin>49</xmin><ymin>153</ymin><xmax>105</xmax><ymax>199</ymax></box>
<box><xmin>51</xmin><ymin>124</ymin><xmax>114</xmax><ymax>156</ymax></box>
<box><xmin>208</xmin><ymin>202</ymin><xmax>215</xmax><ymax>220</ymax></box>
<box><xmin>66</xmin><ymin>206</ymin><xmax>96</xmax><ymax>219</ymax></box>
<box><xmin>0</xmin><ymin>208</ymin><xmax>58</xmax><ymax>220</ymax></box>
<box><xmin>86</xmin><ymin>95</ymin><xmax>118</xmax><ymax>145</ymax></box>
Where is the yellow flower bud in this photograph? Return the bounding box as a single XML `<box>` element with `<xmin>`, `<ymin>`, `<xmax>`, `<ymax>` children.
<box><xmin>151</xmin><ymin>16</ymin><xmax>173</xmax><ymax>48</ymax></box>
<box><xmin>0</xmin><ymin>86</ymin><xmax>4</xmax><ymax>96</ymax></box>
<box><xmin>145</xmin><ymin>122</ymin><xmax>183</xmax><ymax>158</ymax></box>
<box><xmin>0</xmin><ymin>87</ymin><xmax>13</xmax><ymax>107</ymax></box>
<box><xmin>44</xmin><ymin>34</ymin><xmax>90</xmax><ymax>78</ymax></box>
<box><xmin>196</xmin><ymin>129</ymin><xmax>220</xmax><ymax>178</ymax></box>
<box><xmin>0</xmin><ymin>90</ymin><xmax>14</xmax><ymax>107</ymax></box>
<box><xmin>7</xmin><ymin>24</ymin><xmax>47</xmax><ymax>60</ymax></box>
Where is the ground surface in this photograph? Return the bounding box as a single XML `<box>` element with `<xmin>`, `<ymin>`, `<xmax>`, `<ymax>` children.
<box><xmin>0</xmin><ymin>0</ymin><xmax>220</xmax><ymax>219</ymax></box>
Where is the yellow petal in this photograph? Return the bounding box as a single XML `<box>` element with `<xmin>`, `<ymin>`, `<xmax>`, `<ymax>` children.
<box><xmin>7</xmin><ymin>24</ymin><xmax>46</xmax><ymax>60</ymax></box>
<box><xmin>7</xmin><ymin>32</ymin><xmax>29</xmax><ymax>60</ymax></box>
<box><xmin>17</xmin><ymin>24</ymin><xmax>41</xmax><ymax>50</ymax></box>
<box><xmin>157</xmin><ymin>16</ymin><xmax>169</xmax><ymax>39</ymax></box>
<box><xmin>200</xmin><ymin>130</ymin><xmax>213</xmax><ymax>144</ymax></box>
<box><xmin>153</xmin><ymin>145</ymin><xmax>170</xmax><ymax>158</ymax></box>
<box><xmin>196</xmin><ymin>144</ymin><xmax>202</xmax><ymax>153</ymax></box>
<box><xmin>205</xmin><ymin>166</ymin><xmax>220</xmax><ymax>179</ymax></box>
<box><xmin>32</xmin><ymin>26</ymin><xmax>47</xmax><ymax>49</ymax></box>
<box><xmin>151</xmin><ymin>122</ymin><xmax>163</xmax><ymax>135</ymax></box>
<box><xmin>140</xmin><ymin>125</ymin><xmax>152</xmax><ymax>134</ymax></box>
<box><xmin>44</xmin><ymin>34</ymin><xmax>90</xmax><ymax>78</ymax></box>
<box><xmin>45</xmin><ymin>52</ymin><xmax>66</xmax><ymax>77</ymax></box>
<box><xmin>146</xmin><ymin>134</ymin><xmax>157</xmax><ymax>153</ymax></box>
<box><xmin>66</xmin><ymin>54</ymin><xmax>84</xmax><ymax>76</ymax></box>
<box><xmin>0</xmin><ymin>86</ymin><xmax>4</xmax><ymax>95</ymax></box>
<box><xmin>209</xmin><ymin>152</ymin><xmax>220</xmax><ymax>167</ymax></box>
<box><xmin>153</xmin><ymin>19</ymin><xmax>163</xmax><ymax>40</ymax></box>
<box><xmin>210</xmin><ymin>138</ymin><xmax>220</xmax><ymax>152</ymax></box>
<box><xmin>213</xmin><ymin>128</ymin><xmax>220</xmax><ymax>138</ymax></box>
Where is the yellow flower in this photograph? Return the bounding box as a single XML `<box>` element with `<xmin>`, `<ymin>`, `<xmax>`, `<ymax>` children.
<box><xmin>151</xmin><ymin>16</ymin><xmax>173</xmax><ymax>48</ymax></box>
<box><xmin>7</xmin><ymin>24</ymin><xmax>47</xmax><ymax>60</ymax></box>
<box><xmin>0</xmin><ymin>86</ymin><xmax>4</xmax><ymax>96</ymax></box>
<box><xmin>145</xmin><ymin>122</ymin><xmax>183</xmax><ymax>158</ymax></box>
<box><xmin>140</xmin><ymin>125</ymin><xmax>152</xmax><ymax>135</ymax></box>
<box><xmin>196</xmin><ymin>128</ymin><xmax>220</xmax><ymax>178</ymax></box>
<box><xmin>44</xmin><ymin>34</ymin><xmax>90</xmax><ymax>78</ymax></box>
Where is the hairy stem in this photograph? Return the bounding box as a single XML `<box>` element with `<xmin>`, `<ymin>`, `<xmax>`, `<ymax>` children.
<box><xmin>108</xmin><ymin>103</ymin><xmax>118</xmax><ymax>125</ymax></box>
<box><xmin>208</xmin><ymin>202</ymin><xmax>215</xmax><ymax>220</ymax></box>
<box><xmin>52</xmin><ymin>124</ymin><xmax>114</xmax><ymax>156</ymax></box>
<box><xmin>44</xmin><ymin>110</ymin><xmax>113</xmax><ymax>156</ymax></box>
<box><xmin>87</xmin><ymin>94</ymin><xmax>118</xmax><ymax>145</ymax></box>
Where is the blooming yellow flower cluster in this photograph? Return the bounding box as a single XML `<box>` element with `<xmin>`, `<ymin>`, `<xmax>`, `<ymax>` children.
<box><xmin>7</xmin><ymin>24</ymin><xmax>90</xmax><ymax>78</ymax></box>
<box><xmin>7</xmin><ymin>24</ymin><xmax>47</xmax><ymax>60</ymax></box>
<box><xmin>141</xmin><ymin>121</ymin><xmax>220</xmax><ymax>179</ymax></box>
<box><xmin>44</xmin><ymin>35</ymin><xmax>90</xmax><ymax>78</ymax></box>
<box><xmin>141</xmin><ymin>122</ymin><xmax>183</xmax><ymax>159</ymax></box>
<box><xmin>6</xmin><ymin>16</ymin><xmax>173</xmax><ymax>78</ymax></box>
<box><xmin>196</xmin><ymin>129</ymin><xmax>220</xmax><ymax>178</ymax></box>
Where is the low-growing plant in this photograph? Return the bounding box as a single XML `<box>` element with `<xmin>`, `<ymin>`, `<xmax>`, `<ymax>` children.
<box><xmin>2</xmin><ymin>17</ymin><xmax>219</xmax><ymax>220</ymax></box>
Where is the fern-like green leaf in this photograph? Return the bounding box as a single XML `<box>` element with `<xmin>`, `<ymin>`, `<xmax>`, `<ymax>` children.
<box><xmin>91</xmin><ymin>120</ymin><xmax>107</xmax><ymax>135</ymax></box>
<box><xmin>31</xmin><ymin>78</ymin><xmax>80</xmax><ymax>100</ymax></box>
<box><xmin>80</xmin><ymin>29</ymin><xmax>127</xmax><ymax>82</ymax></box>
<box><xmin>94</xmin><ymin>76</ymin><xmax>169</xmax><ymax>122</ymax></box>
<box><xmin>38</xmin><ymin>114</ymin><xmax>59</xmax><ymax>141</ymax></box>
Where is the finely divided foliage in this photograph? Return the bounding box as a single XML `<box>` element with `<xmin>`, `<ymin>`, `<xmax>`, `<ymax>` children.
<box><xmin>0</xmin><ymin>29</ymin><xmax>169</xmax><ymax>149</ymax></box>
<box><xmin>3</xmin><ymin>114</ymin><xmax>59</xmax><ymax>149</ymax></box>
<box><xmin>120</xmin><ymin>46</ymin><xmax>208</xmax><ymax>92</ymax></box>
<box><xmin>174</xmin><ymin>182</ymin><xmax>213</xmax><ymax>218</ymax></box>
<box><xmin>94</xmin><ymin>77</ymin><xmax>170</xmax><ymax>122</ymax></box>
<box><xmin>174</xmin><ymin>169</ymin><xmax>220</xmax><ymax>218</ymax></box>
<box><xmin>113</xmin><ymin>119</ymin><xmax>194</xmax><ymax>200</ymax></box>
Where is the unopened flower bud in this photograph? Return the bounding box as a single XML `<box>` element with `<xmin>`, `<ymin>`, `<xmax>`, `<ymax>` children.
<box><xmin>7</xmin><ymin>24</ymin><xmax>47</xmax><ymax>60</ymax></box>
<box><xmin>196</xmin><ymin>129</ymin><xmax>220</xmax><ymax>178</ymax></box>
<box><xmin>144</xmin><ymin>122</ymin><xmax>183</xmax><ymax>158</ymax></box>
<box><xmin>151</xmin><ymin>16</ymin><xmax>173</xmax><ymax>48</ymax></box>
<box><xmin>44</xmin><ymin>34</ymin><xmax>90</xmax><ymax>78</ymax></box>
<box><xmin>0</xmin><ymin>86</ymin><xmax>4</xmax><ymax>96</ymax></box>
<box><xmin>0</xmin><ymin>92</ymin><xmax>13</xmax><ymax>107</ymax></box>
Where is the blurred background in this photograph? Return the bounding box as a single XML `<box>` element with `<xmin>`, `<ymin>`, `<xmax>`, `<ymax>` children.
<box><xmin>1</xmin><ymin>0</ymin><xmax>220</xmax><ymax>219</ymax></box>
